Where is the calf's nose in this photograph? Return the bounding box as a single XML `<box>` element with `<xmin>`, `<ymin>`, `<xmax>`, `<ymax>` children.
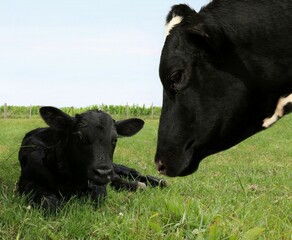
<box><xmin>91</xmin><ymin>167</ymin><xmax>113</xmax><ymax>184</ymax></box>
<box><xmin>95</xmin><ymin>168</ymin><xmax>113</xmax><ymax>177</ymax></box>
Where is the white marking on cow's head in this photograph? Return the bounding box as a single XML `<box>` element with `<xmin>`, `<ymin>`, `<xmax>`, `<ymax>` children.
<box><xmin>262</xmin><ymin>93</ymin><xmax>292</xmax><ymax>128</ymax></box>
<box><xmin>165</xmin><ymin>15</ymin><xmax>183</xmax><ymax>38</ymax></box>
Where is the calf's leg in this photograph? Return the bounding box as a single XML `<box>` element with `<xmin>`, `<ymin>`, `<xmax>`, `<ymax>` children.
<box><xmin>17</xmin><ymin>179</ymin><xmax>60</xmax><ymax>212</ymax></box>
<box><xmin>110</xmin><ymin>174</ymin><xmax>143</xmax><ymax>191</ymax></box>
<box><xmin>112</xmin><ymin>163</ymin><xmax>167</xmax><ymax>189</ymax></box>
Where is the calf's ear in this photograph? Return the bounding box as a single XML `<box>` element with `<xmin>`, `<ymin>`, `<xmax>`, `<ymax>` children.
<box><xmin>40</xmin><ymin>106</ymin><xmax>74</xmax><ymax>130</ymax></box>
<box><xmin>116</xmin><ymin>118</ymin><xmax>144</xmax><ymax>137</ymax></box>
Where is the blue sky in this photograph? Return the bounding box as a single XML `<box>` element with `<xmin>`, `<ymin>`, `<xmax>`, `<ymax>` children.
<box><xmin>0</xmin><ymin>1</ymin><xmax>208</xmax><ymax>107</ymax></box>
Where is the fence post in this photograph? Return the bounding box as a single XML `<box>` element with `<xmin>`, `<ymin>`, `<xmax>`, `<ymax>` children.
<box><xmin>29</xmin><ymin>105</ymin><xmax>32</xmax><ymax>119</ymax></box>
<box><xmin>3</xmin><ymin>103</ymin><xmax>8</xmax><ymax>119</ymax></box>
<box><xmin>126</xmin><ymin>103</ymin><xmax>129</xmax><ymax>118</ymax></box>
<box><xmin>151</xmin><ymin>103</ymin><xmax>154</xmax><ymax>119</ymax></box>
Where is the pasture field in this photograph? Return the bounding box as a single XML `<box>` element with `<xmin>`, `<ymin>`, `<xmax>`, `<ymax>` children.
<box><xmin>0</xmin><ymin>115</ymin><xmax>291</xmax><ymax>239</ymax></box>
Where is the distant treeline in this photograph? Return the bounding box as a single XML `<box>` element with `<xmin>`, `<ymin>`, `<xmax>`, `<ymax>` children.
<box><xmin>0</xmin><ymin>104</ymin><xmax>162</xmax><ymax>119</ymax></box>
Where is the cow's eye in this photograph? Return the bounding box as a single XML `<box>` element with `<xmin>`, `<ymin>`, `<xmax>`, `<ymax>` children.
<box><xmin>78</xmin><ymin>122</ymin><xmax>88</xmax><ymax>128</ymax></box>
<box><xmin>169</xmin><ymin>70</ymin><xmax>183</xmax><ymax>93</ymax></box>
<box><xmin>112</xmin><ymin>139</ymin><xmax>118</xmax><ymax>146</ymax></box>
<box><xmin>73</xmin><ymin>131</ymin><xmax>83</xmax><ymax>140</ymax></box>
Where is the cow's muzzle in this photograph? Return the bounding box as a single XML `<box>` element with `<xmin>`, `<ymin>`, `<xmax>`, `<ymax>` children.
<box><xmin>154</xmin><ymin>153</ymin><xmax>181</xmax><ymax>177</ymax></box>
<box><xmin>155</xmin><ymin>155</ymin><xmax>199</xmax><ymax>177</ymax></box>
<box><xmin>155</xmin><ymin>141</ymin><xmax>200</xmax><ymax>177</ymax></box>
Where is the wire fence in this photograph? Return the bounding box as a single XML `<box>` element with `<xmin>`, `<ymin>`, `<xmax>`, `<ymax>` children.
<box><xmin>0</xmin><ymin>103</ymin><xmax>162</xmax><ymax>119</ymax></box>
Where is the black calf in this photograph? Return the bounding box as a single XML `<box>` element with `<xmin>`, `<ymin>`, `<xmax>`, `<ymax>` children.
<box><xmin>18</xmin><ymin>106</ymin><xmax>165</xmax><ymax>211</ymax></box>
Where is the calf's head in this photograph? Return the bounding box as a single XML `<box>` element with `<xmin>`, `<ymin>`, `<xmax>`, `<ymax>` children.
<box><xmin>155</xmin><ymin>5</ymin><xmax>261</xmax><ymax>177</ymax></box>
<box><xmin>40</xmin><ymin>107</ymin><xmax>144</xmax><ymax>185</ymax></box>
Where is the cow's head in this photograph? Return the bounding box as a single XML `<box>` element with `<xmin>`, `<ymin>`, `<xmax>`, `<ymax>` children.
<box><xmin>40</xmin><ymin>107</ymin><xmax>144</xmax><ymax>185</ymax></box>
<box><xmin>155</xmin><ymin>5</ymin><xmax>262</xmax><ymax>177</ymax></box>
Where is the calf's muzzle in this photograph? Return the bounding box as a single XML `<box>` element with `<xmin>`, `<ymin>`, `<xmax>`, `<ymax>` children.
<box><xmin>90</xmin><ymin>166</ymin><xmax>113</xmax><ymax>185</ymax></box>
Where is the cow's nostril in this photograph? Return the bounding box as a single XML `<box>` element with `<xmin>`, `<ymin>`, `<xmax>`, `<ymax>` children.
<box><xmin>156</xmin><ymin>160</ymin><xmax>166</xmax><ymax>175</ymax></box>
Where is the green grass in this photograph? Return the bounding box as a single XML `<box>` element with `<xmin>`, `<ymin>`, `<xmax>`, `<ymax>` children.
<box><xmin>0</xmin><ymin>115</ymin><xmax>291</xmax><ymax>239</ymax></box>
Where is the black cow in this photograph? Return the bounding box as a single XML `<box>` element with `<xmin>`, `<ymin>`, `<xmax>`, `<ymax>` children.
<box><xmin>18</xmin><ymin>106</ymin><xmax>165</xmax><ymax>211</ymax></box>
<box><xmin>155</xmin><ymin>1</ymin><xmax>292</xmax><ymax>177</ymax></box>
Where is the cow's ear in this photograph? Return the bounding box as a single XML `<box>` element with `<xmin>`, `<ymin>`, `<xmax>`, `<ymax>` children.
<box><xmin>186</xmin><ymin>23</ymin><xmax>209</xmax><ymax>38</ymax></box>
<box><xmin>116</xmin><ymin>118</ymin><xmax>144</xmax><ymax>137</ymax></box>
<box><xmin>166</xmin><ymin>4</ymin><xmax>196</xmax><ymax>23</ymax></box>
<box><xmin>186</xmin><ymin>23</ymin><xmax>224</xmax><ymax>57</ymax></box>
<box><xmin>40</xmin><ymin>106</ymin><xmax>74</xmax><ymax>130</ymax></box>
